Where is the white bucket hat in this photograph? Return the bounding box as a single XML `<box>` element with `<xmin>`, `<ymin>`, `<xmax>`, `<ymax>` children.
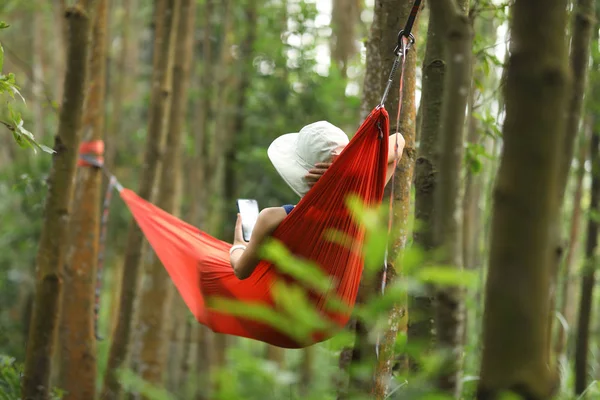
<box><xmin>268</xmin><ymin>121</ymin><xmax>350</xmax><ymax>197</ymax></box>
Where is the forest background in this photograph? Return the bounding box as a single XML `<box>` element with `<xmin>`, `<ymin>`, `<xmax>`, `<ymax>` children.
<box><xmin>0</xmin><ymin>0</ymin><xmax>599</xmax><ymax>399</ymax></box>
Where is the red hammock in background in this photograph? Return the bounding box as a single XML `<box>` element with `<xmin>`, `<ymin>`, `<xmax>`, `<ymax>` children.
<box><xmin>119</xmin><ymin>107</ymin><xmax>390</xmax><ymax>348</ymax></box>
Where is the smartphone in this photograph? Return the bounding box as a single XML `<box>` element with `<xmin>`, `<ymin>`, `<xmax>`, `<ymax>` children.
<box><xmin>236</xmin><ymin>199</ymin><xmax>259</xmax><ymax>242</ymax></box>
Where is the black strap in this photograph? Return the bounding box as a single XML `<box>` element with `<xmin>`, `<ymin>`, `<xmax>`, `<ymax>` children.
<box><xmin>402</xmin><ymin>0</ymin><xmax>422</xmax><ymax>39</ymax></box>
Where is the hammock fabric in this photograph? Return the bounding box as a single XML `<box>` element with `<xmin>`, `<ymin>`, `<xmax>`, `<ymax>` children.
<box><xmin>120</xmin><ymin>106</ymin><xmax>390</xmax><ymax>348</ymax></box>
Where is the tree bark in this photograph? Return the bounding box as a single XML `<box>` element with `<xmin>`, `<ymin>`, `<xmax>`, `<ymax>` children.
<box><xmin>106</xmin><ymin>0</ymin><xmax>133</xmax><ymax>171</ymax></box>
<box><xmin>136</xmin><ymin>0</ymin><xmax>194</xmax><ymax>387</ymax></box>
<box><xmin>52</xmin><ymin>0</ymin><xmax>68</xmax><ymax>102</ymax></box>
<box><xmin>299</xmin><ymin>347</ymin><xmax>314</xmax><ymax>397</ymax></box>
<box><xmin>548</xmin><ymin>0</ymin><xmax>596</xmax><ymax>359</ymax></box>
<box><xmin>429</xmin><ymin>0</ymin><xmax>471</xmax><ymax>395</ymax></box>
<box><xmin>574</xmin><ymin>123</ymin><xmax>599</xmax><ymax>395</ymax></box>
<box><xmin>355</xmin><ymin>0</ymin><xmax>419</xmax><ymax>398</ymax></box>
<box><xmin>189</xmin><ymin>0</ymin><xmax>214</xmax><ymax>230</ymax></box>
<box><xmin>57</xmin><ymin>0</ymin><xmax>109</xmax><ymax>398</ymax></box>
<box><xmin>477</xmin><ymin>0</ymin><xmax>571</xmax><ymax>397</ymax></box>
<box><xmin>331</xmin><ymin>0</ymin><xmax>362</xmax><ymax>78</ymax></box>
<box><xmin>32</xmin><ymin>9</ymin><xmax>45</xmax><ymax>140</ymax></box>
<box><xmin>223</xmin><ymin>0</ymin><xmax>259</xmax><ymax>211</ymax></box>
<box><xmin>21</xmin><ymin>5</ymin><xmax>94</xmax><ymax>400</ymax></box>
<box><xmin>266</xmin><ymin>345</ymin><xmax>285</xmax><ymax>367</ymax></box>
<box><xmin>409</xmin><ymin>0</ymin><xmax>446</xmax><ymax>368</ymax></box>
<box><xmin>101</xmin><ymin>0</ymin><xmax>177</xmax><ymax>397</ymax></box>
<box><xmin>555</xmin><ymin>123</ymin><xmax>590</xmax><ymax>359</ymax></box>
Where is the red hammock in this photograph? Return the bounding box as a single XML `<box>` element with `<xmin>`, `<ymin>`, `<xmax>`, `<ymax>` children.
<box><xmin>120</xmin><ymin>107</ymin><xmax>389</xmax><ymax>348</ymax></box>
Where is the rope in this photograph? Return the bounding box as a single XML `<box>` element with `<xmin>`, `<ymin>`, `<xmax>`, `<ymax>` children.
<box><xmin>94</xmin><ymin>175</ymin><xmax>119</xmax><ymax>340</ymax></box>
<box><xmin>78</xmin><ymin>144</ymin><xmax>123</xmax><ymax>341</ymax></box>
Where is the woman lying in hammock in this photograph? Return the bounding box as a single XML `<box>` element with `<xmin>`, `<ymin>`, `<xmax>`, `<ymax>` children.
<box><xmin>230</xmin><ymin>121</ymin><xmax>405</xmax><ymax>280</ymax></box>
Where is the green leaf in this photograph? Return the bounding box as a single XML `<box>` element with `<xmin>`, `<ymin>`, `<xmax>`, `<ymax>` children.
<box><xmin>0</xmin><ymin>22</ymin><xmax>9</xmax><ymax>29</ymax></box>
<box><xmin>416</xmin><ymin>266</ymin><xmax>478</xmax><ymax>288</ymax></box>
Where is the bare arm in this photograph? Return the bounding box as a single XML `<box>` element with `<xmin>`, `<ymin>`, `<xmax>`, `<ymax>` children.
<box><xmin>385</xmin><ymin>133</ymin><xmax>406</xmax><ymax>183</ymax></box>
<box><xmin>230</xmin><ymin>208</ymin><xmax>287</xmax><ymax>280</ymax></box>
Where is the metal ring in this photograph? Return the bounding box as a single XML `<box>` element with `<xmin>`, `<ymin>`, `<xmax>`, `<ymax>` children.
<box><xmin>393</xmin><ymin>30</ymin><xmax>415</xmax><ymax>55</ymax></box>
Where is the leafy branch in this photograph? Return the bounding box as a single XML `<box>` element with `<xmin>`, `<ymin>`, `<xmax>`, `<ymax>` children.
<box><xmin>0</xmin><ymin>21</ymin><xmax>54</xmax><ymax>155</ymax></box>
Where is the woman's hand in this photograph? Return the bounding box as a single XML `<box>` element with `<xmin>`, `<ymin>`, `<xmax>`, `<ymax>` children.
<box><xmin>233</xmin><ymin>213</ymin><xmax>249</xmax><ymax>247</ymax></box>
<box><xmin>304</xmin><ymin>162</ymin><xmax>333</xmax><ymax>188</ymax></box>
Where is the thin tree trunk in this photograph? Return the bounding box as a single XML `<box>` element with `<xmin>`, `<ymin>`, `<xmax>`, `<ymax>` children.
<box><xmin>106</xmin><ymin>0</ymin><xmax>132</xmax><ymax>171</ymax></box>
<box><xmin>266</xmin><ymin>345</ymin><xmax>285</xmax><ymax>367</ymax></box>
<box><xmin>57</xmin><ymin>0</ymin><xmax>109</xmax><ymax>398</ymax></box>
<box><xmin>189</xmin><ymin>0</ymin><xmax>214</xmax><ymax>230</ymax></box>
<box><xmin>52</xmin><ymin>0</ymin><xmax>67</xmax><ymax>102</ymax></box>
<box><xmin>349</xmin><ymin>0</ymin><xmax>419</xmax><ymax>398</ymax></box>
<box><xmin>207</xmin><ymin>0</ymin><xmax>234</xmax><ymax>238</ymax></box>
<box><xmin>299</xmin><ymin>347</ymin><xmax>314</xmax><ymax>397</ymax></box>
<box><xmin>331</xmin><ymin>0</ymin><xmax>362</xmax><ymax>79</ymax></box>
<box><xmin>195</xmin><ymin>327</ymin><xmax>214</xmax><ymax>400</ymax></box>
<box><xmin>548</xmin><ymin>0</ymin><xmax>596</xmax><ymax>358</ymax></box>
<box><xmin>223</xmin><ymin>0</ymin><xmax>259</xmax><ymax>207</ymax></box>
<box><xmin>574</xmin><ymin>124</ymin><xmax>599</xmax><ymax>395</ymax></box>
<box><xmin>429</xmin><ymin>0</ymin><xmax>471</xmax><ymax>395</ymax></box>
<box><xmin>477</xmin><ymin>0</ymin><xmax>571</xmax><ymax>397</ymax></box>
<box><xmin>136</xmin><ymin>0</ymin><xmax>194</xmax><ymax>387</ymax></box>
<box><xmin>409</xmin><ymin>0</ymin><xmax>446</xmax><ymax>368</ymax></box>
<box><xmin>32</xmin><ymin>9</ymin><xmax>45</xmax><ymax>140</ymax></box>
<box><xmin>21</xmin><ymin>5</ymin><xmax>93</xmax><ymax>399</ymax></box>
<box><xmin>555</xmin><ymin>123</ymin><xmax>590</xmax><ymax>359</ymax></box>
<box><xmin>101</xmin><ymin>0</ymin><xmax>177</xmax><ymax>397</ymax></box>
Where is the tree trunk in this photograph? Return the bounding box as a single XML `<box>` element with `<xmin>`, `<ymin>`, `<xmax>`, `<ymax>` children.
<box><xmin>206</xmin><ymin>0</ymin><xmax>234</xmax><ymax>238</ymax></box>
<box><xmin>57</xmin><ymin>0</ymin><xmax>109</xmax><ymax>398</ymax></box>
<box><xmin>555</xmin><ymin>123</ymin><xmax>590</xmax><ymax>359</ymax></box>
<box><xmin>547</xmin><ymin>0</ymin><xmax>596</xmax><ymax>359</ymax></box>
<box><xmin>21</xmin><ymin>5</ymin><xmax>93</xmax><ymax>400</ymax></box>
<box><xmin>331</xmin><ymin>0</ymin><xmax>362</xmax><ymax>79</ymax></box>
<box><xmin>52</xmin><ymin>0</ymin><xmax>67</xmax><ymax>102</ymax></box>
<box><xmin>299</xmin><ymin>347</ymin><xmax>314</xmax><ymax>397</ymax></box>
<box><xmin>353</xmin><ymin>0</ymin><xmax>419</xmax><ymax>398</ymax></box>
<box><xmin>106</xmin><ymin>0</ymin><xmax>133</xmax><ymax>171</ymax></box>
<box><xmin>32</xmin><ymin>9</ymin><xmax>45</xmax><ymax>140</ymax></box>
<box><xmin>101</xmin><ymin>0</ymin><xmax>177</xmax><ymax>397</ymax></box>
<box><xmin>409</xmin><ymin>0</ymin><xmax>446</xmax><ymax>368</ymax></box>
<box><xmin>574</xmin><ymin>123</ymin><xmax>599</xmax><ymax>395</ymax></box>
<box><xmin>136</xmin><ymin>0</ymin><xmax>194</xmax><ymax>387</ymax></box>
<box><xmin>477</xmin><ymin>0</ymin><xmax>571</xmax><ymax>397</ymax></box>
<box><xmin>429</xmin><ymin>0</ymin><xmax>471</xmax><ymax>395</ymax></box>
<box><xmin>266</xmin><ymin>345</ymin><xmax>285</xmax><ymax>367</ymax></box>
<box><xmin>195</xmin><ymin>326</ymin><xmax>214</xmax><ymax>400</ymax></box>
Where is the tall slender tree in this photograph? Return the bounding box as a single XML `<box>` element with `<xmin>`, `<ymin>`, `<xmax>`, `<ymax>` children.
<box><xmin>477</xmin><ymin>0</ymin><xmax>571</xmax><ymax>397</ymax></box>
<box><xmin>555</xmin><ymin>124</ymin><xmax>590</xmax><ymax>359</ymax></box>
<box><xmin>574</xmin><ymin>15</ymin><xmax>600</xmax><ymax>394</ymax></box>
<box><xmin>331</xmin><ymin>0</ymin><xmax>362</xmax><ymax>79</ymax></box>
<box><xmin>548</xmin><ymin>0</ymin><xmax>596</xmax><ymax>356</ymax></box>
<box><xmin>430</xmin><ymin>0</ymin><xmax>471</xmax><ymax>394</ymax></box>
<box><xmin>21</xmin><ymin>2</ymin><xmax>95</xmax><ymax>399</ymax></box>
<box><xmin>57</xmin><ymin>0</ymin><xmax>109</xmax><ymax>398</ymax></box>
<box><xmin>101</xmin><ymin>0</ymin><xmax>178</xmax><ymax>397</ymax></box>
<box><xmin>574</xmin><ymin>122</ymin><xmax>599</xmax><ymax>395</ymax></box>
<box><xmin>136</xmin><ymin>0</ymin><xmax>195</xmax><ymax>386</ymax></box>
<box><xmin>346</xmin><ymin>0</ymin><xmax>419</xmax><ymax>398</ymax></box>
<box><xmin>106</xmin><ymin>0</ymin><xmax>133</xmax><ymax>170</ymax></box>
<box><xmin>409</xmin><ymin>0</ymin><xmax>445</xmax><ymax>367</ymax></box>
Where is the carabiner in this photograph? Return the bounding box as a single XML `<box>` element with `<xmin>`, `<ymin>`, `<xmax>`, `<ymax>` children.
<box><xmin>393</xmin><ymin>30</ymin><xmax>415</xmax><ymax>55</ymax></box>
